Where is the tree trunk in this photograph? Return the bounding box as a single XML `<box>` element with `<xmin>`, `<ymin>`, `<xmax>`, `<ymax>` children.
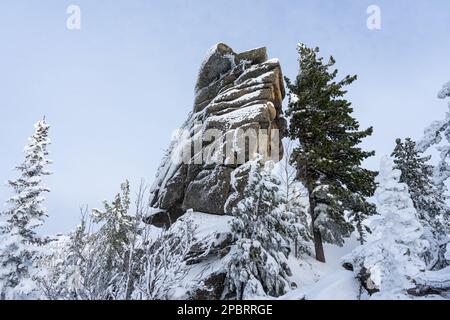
<box><xmin>308</xmin><ymin>186</ymin><xmax>326</xmax><ymax>263</ymax></box>
<box><xmin>313</xmin><ymin>228</ymin><xmax>326</xmax><ymax>263</ymax></box>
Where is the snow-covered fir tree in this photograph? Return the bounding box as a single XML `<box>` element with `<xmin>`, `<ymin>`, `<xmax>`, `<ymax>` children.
<box><xmin>88</xmin><ymin>180</ymin><xmax>135</xmax><ymax>299</ymax></box>
<box><xmin>0</xmin><ymin>119</ymin><xmax>52</xmax><ymax>300</ymax></box>
<box><xmin>346</xmin><ymin>193</ymin><xmax>376</xmax><ymax>245</ymax></box>
<box><xmin>49</xmin><ymin>181</ymin><xmax>139</xmax><ymax>300</ymax></box>
<box><xmin>64</xmin><ymin>210</ymin><xmax>91</xmax><ymax>300</ymax></box>
<box><xmin>225</xmin><ymin>157</ymin><xmax>302</xmax><ymax>299</ymax></box>
<box><xmin>438</xmin><ymin>82</ymin><xmax>450</xmax><ymax>100</ymax></box>
<box><xmin>39</xmin><ymin>182</ymin><xmax>151</xmax><ymax>300</ymax></box>
<box><xmin>285</xmin><ymin>44</ymin><xmax>377</xmax><ymax>262</ymax></box>
<box><xmin>38</xmin><ymin>207</ymin><xmax>93</xmax><ymax>300</ymax></box>
<box><xmin>37</xmin><ymin>234</ymin><xmax>77</xmax><ymax>300</ymax></box>
<box><xmin>343</xmin><ymin>157</ymin><xmax>429</xmax><ymax>298</ymax></box>
<box><xmin>277</xmin><ymin>140</ymin><xmax>311</xmax><ymax>257</ymax></box>
<box><xmin>392</xmin><ymin>138</ymin><xmax>446</xmax><ymax>224</ymax></box>
<box><xmin>133</xmin><ymin>215</ymin><xmax>197</xmax><ymax>300</ymax></box>
<box><xmin>391</xmin><ymin>138</ymin><xmax>449</xmax><ymax>267</ymax></box>
<box><xmin>417</xmin><ymin>82</ymin><xmax>450</xmax><ymax>196</ymax></box>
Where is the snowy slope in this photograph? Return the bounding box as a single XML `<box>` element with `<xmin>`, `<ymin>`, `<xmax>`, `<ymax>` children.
<box><xmin>280</xmin><ymin>236</ymin><xmax>361</xmax><ymax>300</ymax></box>
<box><xmin>282</xmin><ymin>269</ymin><xmax>360</xmax><ymax>300</ymax></box>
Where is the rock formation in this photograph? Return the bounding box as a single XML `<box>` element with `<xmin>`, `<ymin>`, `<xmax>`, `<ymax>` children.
<box><xmin>147</xmin><ymin>43</ymin><xmax>286</xmax><ymax>227</ymax></box>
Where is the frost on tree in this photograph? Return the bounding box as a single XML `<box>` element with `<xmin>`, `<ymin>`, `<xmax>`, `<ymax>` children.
<box><xmin>342</xmin><ymin>157</ymin><xmax>429</xmax><ymax>298</ymax></box>
<box><xmin>417</xmin><ymin>81</ymin><xmax>450</xmax><ymax>193</ymax></box>
<box><xmin>391</xmin><ymin>138</ymin><xmax>449</xmax><ymax>268</ymax></box>
<box><xmin>438</xmin><ymin>82</ymin><xmax>450</xmax><ymax>100</ymax></box>
<box><xmin>415</xmin><ymin>82</ymin><xmax>450</xmax><ymax>267</ymax></box>
<box><xmin>88</xmin><ymin>180</ymin><xmax>136</xmax><ymax>300</ymax></box>
<box><xmin>0</xmin><ymin>119</ymin><xmax>52</xmax><ymax>300</ymax></box>
<box><xmin>38</xmin><ymin>181</ymin><xmax>153</xmax><ymax>300</ymax></box>
<box><xmin>224</xmin><ymin>157</ymin><xmax>305</xmax><ymax>299</ymax></box>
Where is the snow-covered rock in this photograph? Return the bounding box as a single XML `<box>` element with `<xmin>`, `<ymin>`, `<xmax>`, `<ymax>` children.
<box><xmin>411</xmin><ymin>266</ymin><xmax>450</xmax><ymax>296</ymax></box>
<box><xmin>154</xmin><ymin>210</ymin><xmax>236</xmax><ymax>300</ymax></box>
<box><xmin>148</xmin><ymin>43</ymin><xmax>286</xmax><ymax>226</ymax></box>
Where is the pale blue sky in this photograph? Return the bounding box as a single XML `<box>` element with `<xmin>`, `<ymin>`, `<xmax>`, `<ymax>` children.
<box><xmin>0</xmin><ymin>0</ymin><xmax>449</xmax><ymax>234</ymax></box>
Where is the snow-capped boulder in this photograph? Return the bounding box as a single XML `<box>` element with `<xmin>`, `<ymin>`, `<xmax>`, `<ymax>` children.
<box><xmin>148</xmin><ymin>43</ymin><xmax>286</xmax><ymax>226</ymax></box>
<box><xmin>152</xmin><ymin>211</ymin><xmax>236</xmax><ymax>300</ymax></box>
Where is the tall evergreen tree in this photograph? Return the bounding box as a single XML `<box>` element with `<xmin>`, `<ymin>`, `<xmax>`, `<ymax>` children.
<box><xmin>0</xmin><ymin>119</ymin><xmax>52</xmax><ymax>299</ymax></box>
<box><xmin>285</xmin><ymin>44</ymin><xmax>377</xmax><ymax>262</ymax></box>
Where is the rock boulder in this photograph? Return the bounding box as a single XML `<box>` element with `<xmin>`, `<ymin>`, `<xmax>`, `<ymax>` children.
<box><xmin>148</xmin><ymin>43</ymin><xmax>286</xmax><ymax>226</ymax></box>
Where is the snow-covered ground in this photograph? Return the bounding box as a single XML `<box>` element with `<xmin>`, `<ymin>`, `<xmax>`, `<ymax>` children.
<box><xmin>281</xmin><ymin>236</ymin><xmax>361</xmax><ymax>300</ymax></box>
<box><xmin>163</xmin><ymin>210</ymin><xmax>363</xmax><ymax>300</ymax></box>
<box><xmin>279</xmin><ymin>236</ymin><xmax>449</xmax><ymax>300</ymax></box>
<box><xmin>168</xmin><ymin>211</ymin><xmax>375</xmax><ymax>300</ymax></box>
<box><xmin>282</xmin><ymin>269</ymin><xmax>360</xmax><ymax>300</ymax></box>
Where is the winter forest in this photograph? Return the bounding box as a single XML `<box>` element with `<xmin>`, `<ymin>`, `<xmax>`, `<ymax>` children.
<box><xmin>1</xmin><ymin>2</ymin><xmax>450</xmax><ymax>302</ymax></box>
<box><xmin>2</xmin><ymin>43</ymin><xmax>450</xmax><ymax>301</ymax></box>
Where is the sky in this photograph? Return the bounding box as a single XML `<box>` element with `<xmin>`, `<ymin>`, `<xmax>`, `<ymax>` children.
<box><xmin>0</xmin><ymin>0</ymin><xmax>449</xmax><ymax>234</ymax></box>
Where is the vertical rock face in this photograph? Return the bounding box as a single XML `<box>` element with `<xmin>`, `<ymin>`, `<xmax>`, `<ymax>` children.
<box><xmin>148</xmin><ymin>43</ymin><xmax>286</xmax><ymax>227</ymax></box>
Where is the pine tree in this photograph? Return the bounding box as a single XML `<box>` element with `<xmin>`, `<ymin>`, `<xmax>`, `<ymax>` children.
<box><xmin>343</xmin><ymin>157</ymin><xmax>429</xmax><ymax>298</ymax></box>
<box><xmin>416</xmin><ymin>82</ymin><xmax>450</xmax><ymax>231</ymax></box>
<box><xmin>391</xmin><ymin>138</ymin><xmax>449</xmax><ymax>268</ymax></box>
<box><xmin>225</xmin><ymin>157</ymin><xmax>295</xmax><ymax>299</ymax></box>
<box><xmin>278</xmin><ymin>140</ymin><xmax>311</xmax><ymax>257</ymax></box>
<box><xmin>66</xmin><ymin>210</ymin><xmax>91</xmax><ymax>299</ymax></box>
<box><xmin>37</xmin><ymin>234</ymin><xmax>77</xmax><ymax>300</ymax></box>
<box><xmin>0</xmin><ymin>119</ymin><xmax>52</xmax><ymax>299</ymax></box>
<box><xmin>89</xmin><ymin>180</ymin><xmax>134</xmax><ymax>299</ymax></box>
<box><xmin>417</xmin><ymin>81</ymin><xmax>450</xmax><ymax>186</ymax></box>
<box><xmin>39</xmin><ymin>182</ymin><xmax>150</xmax><ymax>300</ymax></box>
<box><xmin>38</xmin><ymin>207</ymin><xmax>92</xmax><ymax>300</ymax></box>
<box><xmin>285</xmin><ymin>44</ymin><xmax>377</xmax><ymax>262</ymax></box>
<box><xmin>438</xmin><ymin>82</ymin><xmax>450</xmax><ymax>100</ymax></box>
<box><xmin>392</xmin><ymin>138</ymin><xmax>448</xmax><ymax>231</ymax></box>
<box><xmin>134</xmin><ymin>215</ymin><xmax>196</xmax><ymax>300</ymax></box>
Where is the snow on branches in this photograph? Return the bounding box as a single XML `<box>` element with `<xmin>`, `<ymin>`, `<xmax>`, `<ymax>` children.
<box><xmin>0</xmin><ymin>119</ymin><xmax>52</xmax><ymax>300</ymax></box>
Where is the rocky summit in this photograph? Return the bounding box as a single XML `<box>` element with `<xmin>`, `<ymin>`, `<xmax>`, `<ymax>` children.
<box><xmin>147</xmin><ymin>43</ymin><xmax>287</xmax><ymax>227</ymax></box>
